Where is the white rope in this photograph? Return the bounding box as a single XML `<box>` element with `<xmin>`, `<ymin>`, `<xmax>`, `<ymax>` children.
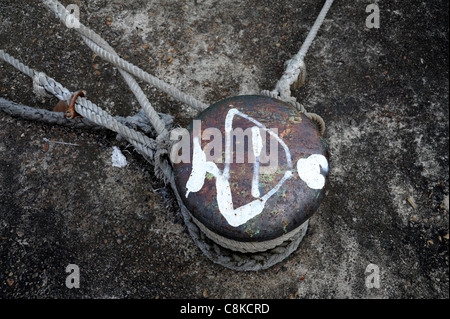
<box><xmin>260</xmin><ymin>0</ymin><xmax>333</xmax><ymax>136</ymax></box>
<box><xmin>1</xmin><ymin>0</ymin><xmax>334</xmax><ymax>270</ymax></box>
<box><xmin>0</xmin><ymin>49</ymin><xmax>312</xmax><ymax>270</ymax></box>
<box><xmin>41</xmin><ymin>0</ymin><xmax>208</xmax><ymax>114</ymax></box>
<box><xmin>273</xmin><ymin>0</ymin><xmax>334</xmax><ymax>103</ymax></box>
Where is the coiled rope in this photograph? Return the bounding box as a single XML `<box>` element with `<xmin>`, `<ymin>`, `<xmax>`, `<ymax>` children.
<box><xmin>0</xmin><ymin>0</ymin><xmax>333</xmax><ymax>270</ymax></box>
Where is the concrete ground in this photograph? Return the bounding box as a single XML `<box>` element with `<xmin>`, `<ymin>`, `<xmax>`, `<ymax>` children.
<box><xmin>0</xmin><ymin>0</ymin><xmax>448</xmax><ymax>299</ymax></box>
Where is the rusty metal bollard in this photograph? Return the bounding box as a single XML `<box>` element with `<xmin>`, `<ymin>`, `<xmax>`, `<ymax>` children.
<box><xmin>172</xmin><ymin>95</ymin><xmax>329</xmax><ymax>253</ymax></box>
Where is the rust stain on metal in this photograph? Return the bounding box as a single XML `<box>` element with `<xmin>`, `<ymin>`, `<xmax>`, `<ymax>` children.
<box><xmin>173</xmin><ymin>95</ymin><xmax>329</xmax><ymax>242</ymax></box>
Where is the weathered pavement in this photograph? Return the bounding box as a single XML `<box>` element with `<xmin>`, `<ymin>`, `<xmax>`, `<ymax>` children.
<box><xmin>0</xmin><ymin>0</ymin><xmax>448</xmax><ymax>298</ymax></box>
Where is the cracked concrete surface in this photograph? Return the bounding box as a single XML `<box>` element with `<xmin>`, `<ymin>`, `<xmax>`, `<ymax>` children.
<box><xmin>0</xmin><ymin>0</ymin><xmax>448</xmax><ymax>298</ymax></box>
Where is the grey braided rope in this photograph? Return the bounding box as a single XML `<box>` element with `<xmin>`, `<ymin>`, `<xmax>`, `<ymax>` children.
<box><xmin>0</xmin><ymin>54</ymin><xmax>308</xmax><ymax>270</ymax></box>
<box><xmin>0</xmin><ymin>49</ymin><xmax>34</xmax><ymax>78</ymax></box>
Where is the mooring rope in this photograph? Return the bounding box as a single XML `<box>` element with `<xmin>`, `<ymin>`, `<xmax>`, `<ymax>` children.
<box><xmin>0</xmin><ymin>0</ymin><xmax>333</xmax><ymax>270</ymax></box>
<box><xmin>272</xmin><ymin>0</ymin><xmax>334</xmax><ymax>104</ymax></box>
<box><xmin>260</xmin><ymin>90</ymin><xmax>326</xmax><ymax>135</ymax></box>
<box><xmin>42</xmin><ymin>0</ymin><xmax>209</xmax><ymax>114</ymax></box>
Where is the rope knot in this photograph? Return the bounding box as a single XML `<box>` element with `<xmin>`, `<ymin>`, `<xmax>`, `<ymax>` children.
<box><xmin>32</xmin><ymin>72</ymin><xmax>53</xmax><ymax>98</ymax></box>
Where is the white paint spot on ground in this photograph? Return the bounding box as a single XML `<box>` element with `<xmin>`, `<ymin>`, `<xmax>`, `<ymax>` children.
<box><xmin>111</xmin><ymin>146</ymin><xmax>127</xmax><ymax>168</ymax></box>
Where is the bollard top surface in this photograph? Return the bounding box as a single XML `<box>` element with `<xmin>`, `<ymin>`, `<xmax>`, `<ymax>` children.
<box><xmin>172</xmin><ymin>95</ymin><xmax>329</xmax><ymax>242</ymax></box>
